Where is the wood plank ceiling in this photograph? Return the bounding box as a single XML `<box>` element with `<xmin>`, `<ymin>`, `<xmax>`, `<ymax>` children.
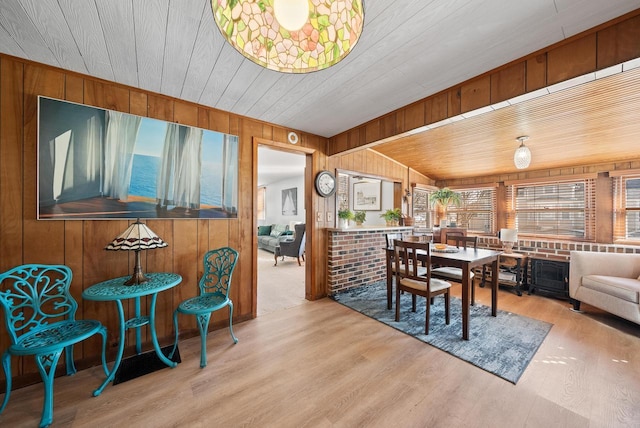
<box><xmin>1</xmin><ymin>0</ymin><xmax>639</xmax><ymax>180</ymax></box>
<box><xmin>373</xmin><ymin>65</ymin><xmax>640</xmax><ymax>180</ymax></box>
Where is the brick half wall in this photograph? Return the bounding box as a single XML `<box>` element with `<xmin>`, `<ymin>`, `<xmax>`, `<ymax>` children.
<box><xmin>328</xmin><ymin>227</ymin><xmax>411</xmax><ymax>294</ymax></box>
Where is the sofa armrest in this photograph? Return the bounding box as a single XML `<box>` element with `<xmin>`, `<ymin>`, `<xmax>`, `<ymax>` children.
<box><xmin>569</xmin><ymin>251</ymin><xmax>640</xmax><ymax>296</ymax></box>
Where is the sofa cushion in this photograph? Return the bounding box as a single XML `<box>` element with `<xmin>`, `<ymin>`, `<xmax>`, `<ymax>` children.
<box><xmin>582</xmin><ymin>275</ymin><xmax>640</xmax><ymax>303</ymax></box>
<box><xmin>270</xmin><ymin>224</ymin><xmax>288</xmax><ymax>237</ymax></box>
<box><xmin>257</xmin><ymin>225</ymin><xmax>272</xmax><ymax>236</ymax></box>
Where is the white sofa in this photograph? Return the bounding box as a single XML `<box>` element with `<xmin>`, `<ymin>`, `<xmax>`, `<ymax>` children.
<box><xmin>569</xmin><ymin>251</ymin><xmax>640</xmax><ymax>325</ymax></box>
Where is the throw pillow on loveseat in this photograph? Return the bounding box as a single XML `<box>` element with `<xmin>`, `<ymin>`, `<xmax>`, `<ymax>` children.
<box><xmin>257</xmin><ymin>225</ymin><xmax>272</xmax><ymax>236</ymax></box>
<box><xmin>257</xmin><ymin>224</ymin><xmax>292</xmax><ymax>253</ymax></box>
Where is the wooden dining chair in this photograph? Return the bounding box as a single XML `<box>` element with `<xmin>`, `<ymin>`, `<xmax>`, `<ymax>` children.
<box><xmin>404</xmin><ymin>235</ymin><xmax>428</xmax><ymax>242</ymax></box>
<box><xmin>393</xmin><ymin>239</ymin><xmax>451</xmax><ymax>334</ymax></box>
<box><xmin>385</xmin><ymin>233</ymin><xmax>427</xmax><ymax>308</ymax></box>
<box><xmin>432</xmin><ymin>235</ymin><xmax>480</xmax><ymax>304</ymax></box>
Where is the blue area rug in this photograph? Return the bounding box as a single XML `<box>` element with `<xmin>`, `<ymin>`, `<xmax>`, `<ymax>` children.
<box><xmin>331</xmin><ymin>282</ymin><xmax>552</xmax><ymax>384</ymax></box>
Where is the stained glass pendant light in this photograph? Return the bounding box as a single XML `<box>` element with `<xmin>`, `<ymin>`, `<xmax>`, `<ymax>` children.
<box><xmin>211</xmin><ymin>0</ymin><xmax>365</xmax><ymax>73</ymax></box>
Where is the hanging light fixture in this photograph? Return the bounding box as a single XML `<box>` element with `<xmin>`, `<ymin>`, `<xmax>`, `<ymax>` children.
<box><xmin>514</xmin><ymin>136</ymin><xmax>531</xmax><ymax>169</ymax></box>
<box><xmin>210</xmin><ymin>0</ymin><xmax>365</xmax><ymax>73</ymax></box>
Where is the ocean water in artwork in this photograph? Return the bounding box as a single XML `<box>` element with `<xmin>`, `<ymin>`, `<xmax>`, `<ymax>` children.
<box><xmin>129</xmin><ymin>154</ymin><xmax>159</xmax><ymax>199</ymax></box>
<box><xmin>129</xmin><ymin>154</ymin><xmax>222</xmax><ymax>206</ymax></box>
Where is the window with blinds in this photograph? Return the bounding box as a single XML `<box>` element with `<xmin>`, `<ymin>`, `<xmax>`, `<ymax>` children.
<box><xmin>447</xmin><ymin>187</ymin><xmax>495</xmax><ymax>233</ymax></box>
<box><xmin>412</xmin><ymin>188</ymin><xmax>433</xmax><ymax>227</ymax></box>
<box><xmin>257</xmin><ymin>186</ymin><xmax>266</xmax><ymax>220</ymax></box>
<box><xmin>613</xmin><ymin>175</ymin><xmax>640</xmax><ymax>240</ymax></box>
<box><xmin>506</xmin><ymin>178</ymin><xmax>596</xmax><ymax>240</ymax></box>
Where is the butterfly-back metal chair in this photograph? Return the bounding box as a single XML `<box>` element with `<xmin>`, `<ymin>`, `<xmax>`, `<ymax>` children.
<box><xmin>0</xmin><ymin>264</ymin><xmax>108</xmax><ymax>428</ymax></box>
<box><xmin>171</xmin><ymin>247</ymin><xmax>239</xmax><ymax>368</ymax></box>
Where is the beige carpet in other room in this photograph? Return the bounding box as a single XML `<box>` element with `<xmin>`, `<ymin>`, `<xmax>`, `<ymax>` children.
<box><xmin>257</xmin><ymin>248</ymin><xmax>307</xmax><ymax>316</ymax></box>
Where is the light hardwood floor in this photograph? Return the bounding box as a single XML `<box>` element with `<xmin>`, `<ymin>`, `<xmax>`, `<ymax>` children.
<box><xmin>1</xmin><ymin>282</ymin><xmax>639</xmax><ymax>427</ymax></box>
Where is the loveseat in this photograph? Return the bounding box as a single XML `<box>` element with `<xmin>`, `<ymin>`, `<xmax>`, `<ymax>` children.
<box><xmin>569</xmin><ymin>250</ymin><xmax>640</xmax><ymax>325</ymax></box>
<box><xmin>257</xmin><ymin>224</ymin><xmax>292</xmax><ymax>253</ymax></box>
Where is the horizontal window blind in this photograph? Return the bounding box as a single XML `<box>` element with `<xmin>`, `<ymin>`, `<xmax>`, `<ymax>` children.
<box><xmin>506</xmin><ymin>179</ymin><xmax>596</xmax><ymax>240</ymax></box>
<box><xmin>612</xmin><ymin>175</ymin><xmax>640</xmax><ymax>240</ymax></box>
<box><xmin>447</xmin><ymin>187</ymin><xmax>496</xmax><ymax>233</ymax></box>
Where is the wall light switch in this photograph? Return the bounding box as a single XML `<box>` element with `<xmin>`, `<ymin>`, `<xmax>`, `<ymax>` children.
<box><xmin>326</xmin><ymin>212</ymin><xmax>333</xmax><ymax>222</ymax></box>
<box><xmin>317</xmin><ymin>211</ymin><xmax>323</xmax><ymax>222</ymax></box>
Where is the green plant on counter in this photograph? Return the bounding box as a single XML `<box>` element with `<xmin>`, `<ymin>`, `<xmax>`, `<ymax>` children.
<box><xmin>380</xmin><ymin>208</ymin><xmax>402</xmax><ymax>225</ymax></box>
<box><xmin>338</xmin><ymin>209</ymin><xmax>355</xmax><ymax>220</ymax></box>
<box><xmin>354</xmin><ymin>211</ymin><xmax>366</xmax><ymax>224</ymax></box>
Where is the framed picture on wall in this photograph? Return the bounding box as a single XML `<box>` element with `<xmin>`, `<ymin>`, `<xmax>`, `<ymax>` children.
<box><xmin>37</xmin><ymin>96</ymin><xmax>239</xmax><ymax>220</ymax></box>
<box><xmin>282</xmin><ymin>187</ymin><xmax>297</xmax><ymax>215</ymax></box>
<box><xmin>353</xmin><ymin>180</ymin><xmax>381</xmax><ymax>210</ymax></box>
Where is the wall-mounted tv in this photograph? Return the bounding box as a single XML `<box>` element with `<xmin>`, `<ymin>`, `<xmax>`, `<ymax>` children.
<box><xmin>37</xmin><ymin>96</ymin><xmax>238</xmax><ymax>220</ymax></box>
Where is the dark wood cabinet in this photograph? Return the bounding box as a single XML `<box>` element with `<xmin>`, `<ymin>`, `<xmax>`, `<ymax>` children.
<box><xmin>529</xmin><ymin>258</ymin><xmax>570</xmax><ymax>299</ymax></box>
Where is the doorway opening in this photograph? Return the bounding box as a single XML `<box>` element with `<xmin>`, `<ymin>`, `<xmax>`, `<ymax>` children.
<box><xmin>256</xmin><ymin>145</ymin><xmax>307</xmax><ymax>316</ymax></box>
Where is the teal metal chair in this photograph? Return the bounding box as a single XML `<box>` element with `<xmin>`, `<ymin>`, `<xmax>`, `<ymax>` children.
<box><xmin>0</xmin><ymin>264</ymin><xmax>108</xmax><ymax>428</ymax></box>
<box><xmin>171</xmin><ymin>247</ymin><xmax>239</xmax><ymax>368</ymax></box>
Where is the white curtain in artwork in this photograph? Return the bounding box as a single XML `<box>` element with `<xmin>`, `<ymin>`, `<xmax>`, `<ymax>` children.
<box><xmin>85</xmin><ymin>115</ymin><xmax>102</xmax><ymax>186</ymax></box>
<box><xmin>50</xmin><ymin>115</ymin><xmax>103</xmax><ymax>202</ymax></box>
<box><xmin>103</xmin><ymin>111</ymin><xmax>141</xmax><ymax>200</ymax></box>
<box><xmin>221</xmin><ymin>134</ymin><xmax>238</xmax><ymax>214</ymax></box>
<box><xmin>157</xmin><ymin>123</ymin><xmax>179</xmax><ymax>207</ymax></box>
<box><xmin>174</xmin><ymin>127</ymin><xmax>202</xmax><ymax>209</ymax></box>
<box><xmin>156</xmin><ymin>124</ymin><xmax>203</xmax><ymax>209</ymax></box>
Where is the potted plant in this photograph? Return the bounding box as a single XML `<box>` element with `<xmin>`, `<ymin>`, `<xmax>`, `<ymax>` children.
<box><xmin>338</xmin><ymin>209</ymin><xmax>355</xmax><ymax>228</ymax></box>
<box><xmin>354</xmin><ymin>211</ymin><xmax>366</xmax><ymax>226</ymax></box>
<box><xmin>429</xmin><ymin>188</ymin><xmax>461</xmax><ymax>227</ymax></box>
<box><xmin>380</xmin><ymin>208</ymin><xmax>402</xmax><ymax>226</ymax></box>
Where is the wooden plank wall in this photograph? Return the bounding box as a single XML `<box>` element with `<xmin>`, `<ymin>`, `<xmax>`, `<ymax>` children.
<box><xmin>327</xmin><ymin>11</ymin><xmax>640</xmax><ymax>155</ymax></box>
<box><xmin>0</xmin><ymin>54</ymin><xmax>327</xmax><ymax>387</ymax></box>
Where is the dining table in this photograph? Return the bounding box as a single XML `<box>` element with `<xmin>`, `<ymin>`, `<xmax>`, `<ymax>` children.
<box><xmin>385</xmin><ymin>245</ymin><xmax>502</xmax><ymax>340</ymax></box>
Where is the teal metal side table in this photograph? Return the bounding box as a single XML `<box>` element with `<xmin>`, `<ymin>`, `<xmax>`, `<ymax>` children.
<box><xmin>82</xmin><ymin>272</ymin><xmax>182</xmax><ymax>396</ymax></box>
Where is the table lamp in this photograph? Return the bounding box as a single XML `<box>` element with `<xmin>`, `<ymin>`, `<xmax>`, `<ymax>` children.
<box><xmin>105</xmin><ymin>219</ymin><xmax>168</xmax><ymax>285</ymax></box>
<box><xmin>500</xmin><ymin>228</ymin><xmax>518</xmax><ymax>253</ymax></box>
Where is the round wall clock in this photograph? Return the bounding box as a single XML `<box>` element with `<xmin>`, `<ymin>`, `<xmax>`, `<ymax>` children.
<box><xmin>315</xmin><ymin>170</ymin><xmax>336</xmax><ymax>197</ymax></box>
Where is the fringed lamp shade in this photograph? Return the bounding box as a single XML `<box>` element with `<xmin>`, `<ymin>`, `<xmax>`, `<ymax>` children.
<box><xmin>106</xmin><ymin>220</ymin><xmax>168</xmax><ymax>285</ymax></box>
<box><xmin>211</xmin><ymin>0</ymin><xmax>365</xmax><ymax>73</ymax></box>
